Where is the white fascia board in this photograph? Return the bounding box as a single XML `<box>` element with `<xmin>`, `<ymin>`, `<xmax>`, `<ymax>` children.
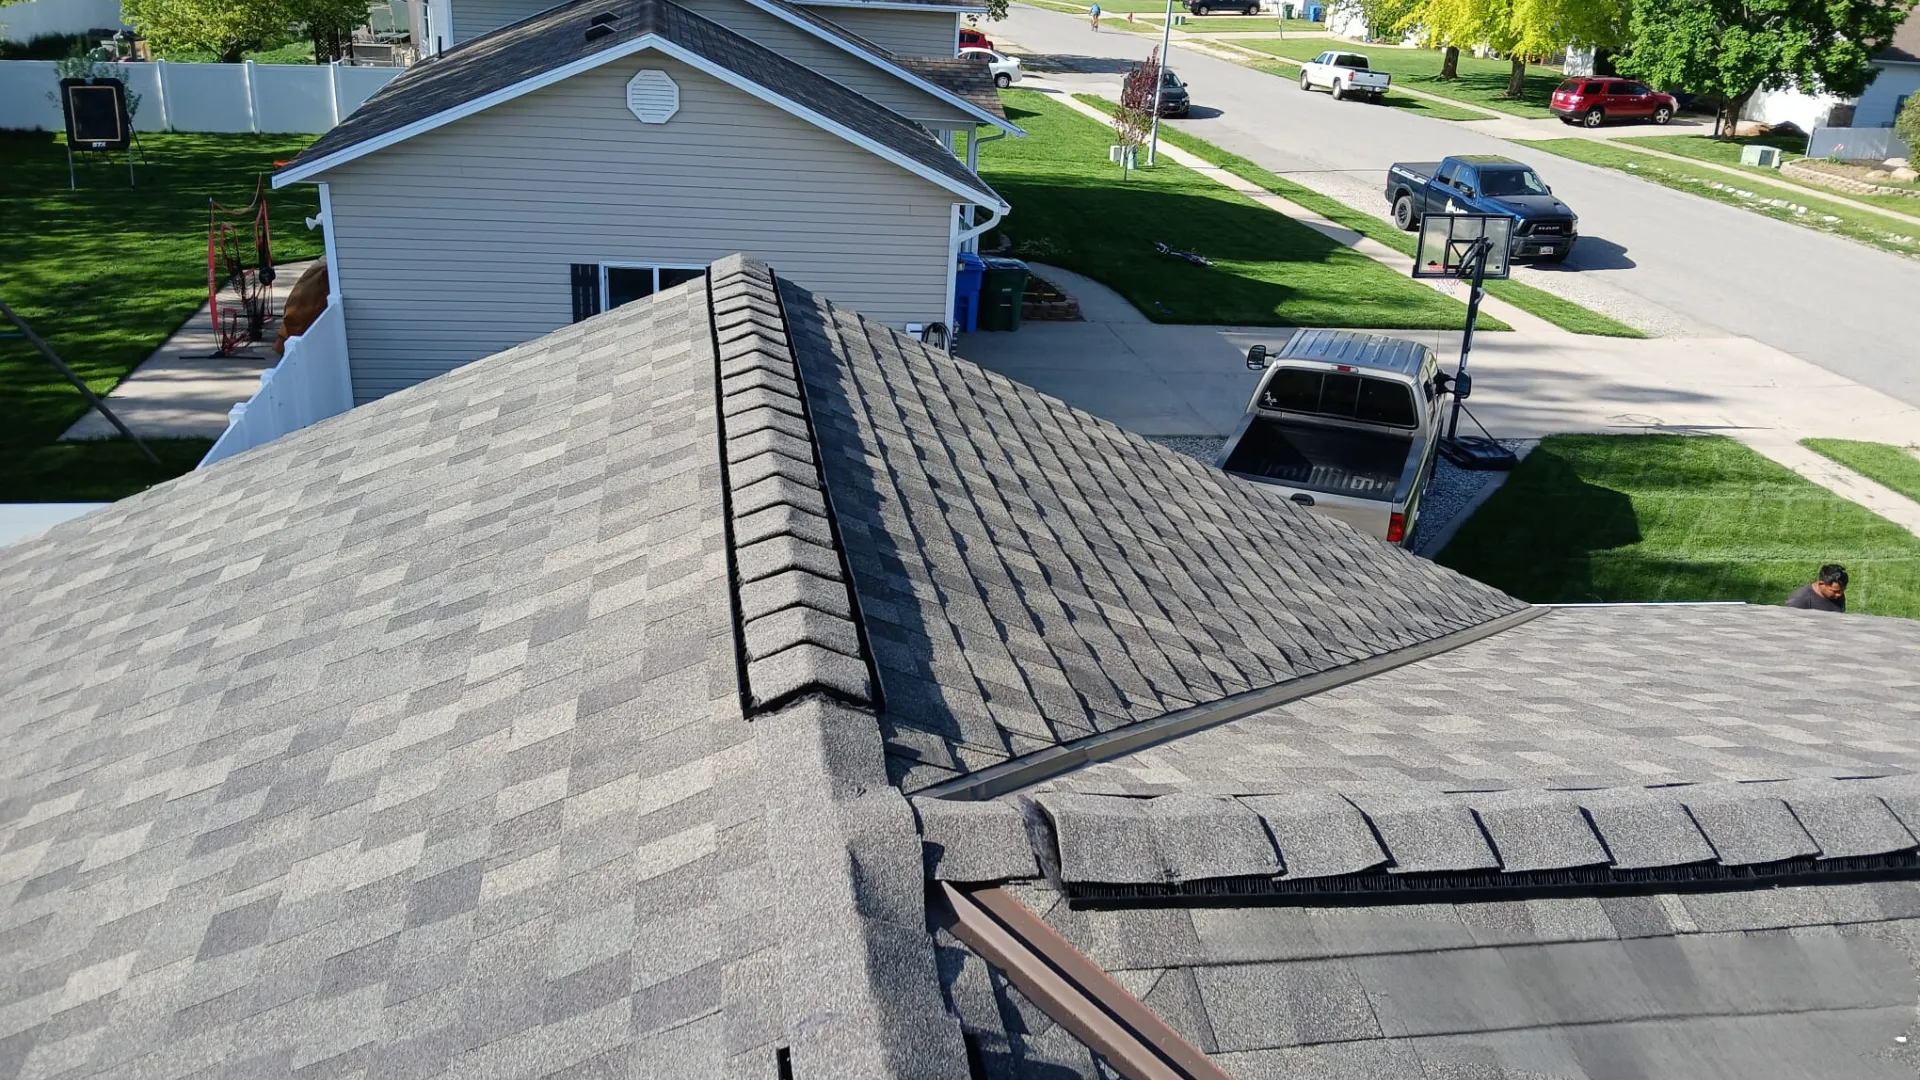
<box><xmin>739</xmin><ymin>0</ymin><xmax>1021</xmax><ymax>134</ymax></box>
<box><xmin>274</xmin><ymin>34</ymin><xmax>1007</xmax><ymax>212</ymax></box>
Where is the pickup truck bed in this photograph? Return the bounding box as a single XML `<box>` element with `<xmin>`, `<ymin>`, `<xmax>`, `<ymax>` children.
<box><xmin>1218</xmin><ymin>418</ymin><xmax>1408</xmax><ymax>498</ymax></box>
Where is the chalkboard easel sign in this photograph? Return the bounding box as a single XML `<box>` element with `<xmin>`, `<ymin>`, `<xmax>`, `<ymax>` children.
<box><xmin>59</xmin><ymin>77</ymin><xmax>135</xmax><ymax>188</ymax></box>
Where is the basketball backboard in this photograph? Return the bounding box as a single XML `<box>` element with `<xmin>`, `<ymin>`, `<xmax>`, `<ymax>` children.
<box><xmin>1413</xmin><ymin>213</ymin><xmax>1513</xmax><ymax>280</ymax></box>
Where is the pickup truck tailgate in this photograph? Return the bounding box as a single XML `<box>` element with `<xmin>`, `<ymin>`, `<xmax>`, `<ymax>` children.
<box><xmin>1219</xmin><ymin>417</ymin><xmax>1409</xmax><ymax>498</ymax></box>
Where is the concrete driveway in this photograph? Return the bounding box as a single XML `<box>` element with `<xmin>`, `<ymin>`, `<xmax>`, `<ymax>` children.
<box><xmin>994</xmin><ymin>4</ymin><xmax>1920</xmax><ymax>408</ymax></box>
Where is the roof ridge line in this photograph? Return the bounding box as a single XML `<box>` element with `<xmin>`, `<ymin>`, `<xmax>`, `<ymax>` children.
<box><xmin>708</xmin><ymin>256</ymin><xmax>884</xmax><ymax>716</ymax></box>
<box><xmin>914</xmin><ymin>604</ymin><xmax>1552</xmax><ymax>801</ymax></box>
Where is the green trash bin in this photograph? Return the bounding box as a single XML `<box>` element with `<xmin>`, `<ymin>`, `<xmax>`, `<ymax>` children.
<box><xmin>979</xmin><ymin>257</ymin><xmax>1031</xmax><ymax>331</ymax></box>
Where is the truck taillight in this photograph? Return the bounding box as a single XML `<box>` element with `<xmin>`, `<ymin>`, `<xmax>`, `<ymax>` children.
<box><xmin>1387</xmin><ymin>512</ymin><xmax>1406</xmax><ymax>543</ymax></box>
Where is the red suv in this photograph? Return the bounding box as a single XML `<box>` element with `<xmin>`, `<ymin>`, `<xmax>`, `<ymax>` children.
<box><xmin>1552</xmin><ymin>78</ymin><xmax>1678</xmax><ymax>127</ymax></box>
<box><xmin>959</xmin><ymin>27</ymin><xmax>993</xmax><ymax>51</ymax></box>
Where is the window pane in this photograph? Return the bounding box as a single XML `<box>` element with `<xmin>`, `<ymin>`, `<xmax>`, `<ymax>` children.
<box><xmin>1320</xmin><ymin>373</ymin><xmax>1361</xmax><ymax>417</ymax></box>
<box><xmin>1263</xmin><ymin>368</ymin><xmax>1321</xmax><ymax>412</ymax></box>
<box><xmin>1355</xmin><ymin>378</ymin><xmax>1418</xmax><ymax>426</ymax></box>
<box><xmin>658</xmin><ymin>267</ymin><xmax>706</xmax><ymax>291</ymax></box>
<box><xmin>1582</xmin><ymin>82</ymin><xmax>1602</xmax><ymax>94</ymax></box>
<box><xmin>604</xmin><ymin>266</ymin><xmax>654</xmax><ymax>310</ymax></box>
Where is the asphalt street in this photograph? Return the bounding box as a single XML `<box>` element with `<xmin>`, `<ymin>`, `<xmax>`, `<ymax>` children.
<box><xmin>993</xmin><ymin>5</ymin><xmax>1920</xmax><ymax>408</ymax></box>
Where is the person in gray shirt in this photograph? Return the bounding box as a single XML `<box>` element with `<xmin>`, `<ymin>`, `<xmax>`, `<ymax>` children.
<box><xmin>1786</xmin><ymin>564</ymin><xmax>1847</xmax><ymax>612</ymax></box>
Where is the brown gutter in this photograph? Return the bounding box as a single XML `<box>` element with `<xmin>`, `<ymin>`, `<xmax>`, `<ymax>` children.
<box><xmin>935</xmin><ymin>884</ymin><xmax>1234</xmax><ymax>1080</ymax></box>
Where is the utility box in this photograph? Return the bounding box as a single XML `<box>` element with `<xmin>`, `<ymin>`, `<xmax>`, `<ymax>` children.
<box><xmin>1741</xmin><ymin>145</ymin><xmax>1783</xmax><ymax>169</ymax></box>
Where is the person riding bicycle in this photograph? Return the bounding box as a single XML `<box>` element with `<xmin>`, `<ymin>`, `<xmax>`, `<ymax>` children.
<box><xmin>1089</xmin><ymin>2</ymin><xmax>1101</xmax><ymax>29</ymax></box>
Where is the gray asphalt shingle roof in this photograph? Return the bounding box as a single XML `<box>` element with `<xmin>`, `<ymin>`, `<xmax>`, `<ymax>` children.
<box><xmin>0</xmin><ymin>262</ymin><xmax>968</xmax><ymax>1080</ymax></box>
<box><xmin>779</xmin><ymin>281</ymin><xmax>1524</xmax><ymax>792</ymax></box>
<box><xmin>280</xmin><ymin>0</ymin><xmax>1002</xmax><ymax>205</ymax></box>
<box><xmin>9</xmin><ymin>253</ymin><xmax>1920</xmax><ymax>1080</ymax></box>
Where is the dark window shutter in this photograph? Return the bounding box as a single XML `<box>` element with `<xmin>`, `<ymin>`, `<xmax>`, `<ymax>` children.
<box><xmin>570</xmin><ymin>264</ymin><xmax>601</xmax><ymax>322</ymax></box>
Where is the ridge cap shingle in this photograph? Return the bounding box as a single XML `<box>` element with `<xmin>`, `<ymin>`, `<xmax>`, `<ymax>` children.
<box><xmin>709</xmin><ymin>258</ymin><xmax>880</xmax><ymax>715</ymax></box>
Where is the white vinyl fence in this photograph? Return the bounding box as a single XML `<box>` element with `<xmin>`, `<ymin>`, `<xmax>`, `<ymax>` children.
<box><xmin>0</xmin><ymin>58</ymin><xmax>397</xmax><ymax>132</ymax></box>
<box><xmin>201</xmin><ymin>296</ymin><xmax>353</xmax><ymax>468</ymax></box>
<box><xmin>1808</xmin><ymin>126</ymin><xmax>1913</xmax><ymax>163</ymax></box>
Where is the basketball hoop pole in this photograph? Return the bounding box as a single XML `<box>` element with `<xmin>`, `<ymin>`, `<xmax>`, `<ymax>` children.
<box><xmin>1446</xmin><ymin>235</ymin><xmax>1490</xmax><ymax>444</ymax></box>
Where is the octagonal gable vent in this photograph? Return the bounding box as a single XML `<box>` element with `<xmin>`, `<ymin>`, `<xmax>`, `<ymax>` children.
<box><xmin>626</xmin><ymin>70</ymin><xmax>679</xmax><ymax>124</ymax></box>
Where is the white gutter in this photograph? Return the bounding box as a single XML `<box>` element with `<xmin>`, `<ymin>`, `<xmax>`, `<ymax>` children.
<box><xmin>957</xmin><ymin>201</ymin><xmax>1002</xmax><ymax>248</ymax></box>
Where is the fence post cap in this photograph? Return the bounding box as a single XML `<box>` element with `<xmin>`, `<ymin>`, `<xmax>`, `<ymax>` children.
<box><xmin>228</xmin><ymin>402</ymin><xmax>247</xmax><ymax>421</ymax></box>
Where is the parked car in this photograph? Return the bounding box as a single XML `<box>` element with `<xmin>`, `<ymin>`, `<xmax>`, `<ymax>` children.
<box><xmin>1551</xmin><ymin>78</ymin><xmax>1677</xmax><ymax>127</ymax></box>
<box><xmin>1218</xmin><ymin>330</ymin><xmax>1450</xmax><ymax>547</ymax></box>
<box><xmin>1152</xmin><ymin>69</ymin><xmax>1191</xmax><ymax>117</ymax></box>
<box><xmin>958</xmin><ymin>26</ymin><xmax>994</xmax><ymax>51</ymax></box>
<box><xmin>960</xmin><ymin>46</ymin><xmax>1022</xmax><ymax>88</ymax></box>
<box><xmin>1297</xmin><ymin>50</ymin><xmax>1390</xmax><ymax>103</ymax></box>
<box><xmin>1385</xmin><ymin>155</ymin><xmax>1579</xmax><ymax>262</ymax></box>
<box><xmin>1188</xmin><ymin>0</ymin><xmax>1259</xmax><ymax>13</ymax></box>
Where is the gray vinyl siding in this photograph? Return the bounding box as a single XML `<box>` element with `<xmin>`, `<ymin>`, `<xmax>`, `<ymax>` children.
<box><xmin>320</xmin><ymin>58</ymin><xmax>956</xmax><ymax>402</ymax></box>
<box><xmin>805</xmin><ymin>6</ymin><xmax>956</xmax><ymax>54</ymax></box>
<box><xmin>675</xmin><ymin>0</ymin><xmax>974</xmax><ymax>125</ymax></box>
<box><xmin>450</xmin><ymin>0</ymin><xmax>546</xmax><ymax>41</ymax></box>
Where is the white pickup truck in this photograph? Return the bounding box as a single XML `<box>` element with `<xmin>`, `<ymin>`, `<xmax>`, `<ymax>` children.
<box><xmin>1297</xmin><ymin>50</ymin><xmax>1390</xmax><ymax>103</ymax></box>
<box><xmin>1216</xmin><ymin>330</ymin><xmax>1449</xmax><ymax>547</ymax></box>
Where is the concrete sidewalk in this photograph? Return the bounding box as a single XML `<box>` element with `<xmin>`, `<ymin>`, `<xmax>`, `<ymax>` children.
<box><xmin>958</xmin><ymin>267</ymin><xmax>1920</xmax><ymax>534</ymax></box>
<box><xmin>64</xmin><ymin>260</ymin><xmax>317</xmax><ymax>441</ymax></box>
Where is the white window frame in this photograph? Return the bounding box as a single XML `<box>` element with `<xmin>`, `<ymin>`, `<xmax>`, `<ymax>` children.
<box><xmin>598</xmin><ymin>261</ymin><xmax>711</xmax><ymax>312</ymax></box>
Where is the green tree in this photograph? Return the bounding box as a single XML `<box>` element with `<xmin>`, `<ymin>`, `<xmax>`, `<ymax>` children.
<box><xmin>121</xmin><ymin>0</ymin><xmax>289</xmax><ymax>61</ymax></box>
<box><xmin>1334</xmin><ymin>0</ymin><xmax>1419</xmax><ymax>41</ymax></box>
<box><xmin>1619</xmin><ymin>0</ymin><xmax>1913</xmax><ymax>136</ymax></box>
<box><xmin>287</xmin><ymin>0</ymin><xmax>366</xmax><ymax>60</ymax></box>
<box><xmin>1898</xmin><ymin>88</ymin><xmax>1920</xmax><ymax>153</ymax></box>
<box><xmin>1392</xmin><ymin>0</ymin><xmax>1488</xmax><ymax>80</ymax></box>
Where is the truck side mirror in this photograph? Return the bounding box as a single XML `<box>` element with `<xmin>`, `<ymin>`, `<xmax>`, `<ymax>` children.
<box><xmin>1245</xmin><ymin>344</ymin><xmax>1268</xmax><ymax>370</ymax></box>
<box><xmin>1453</xmin><ymin>371</ymin><xmax>1472</xmax><ymax>400</ymax></box>
<box><xmin>1459</xmin><ymin>184</ymin><xmax>1475</xmax><ymax>198</ymax></box>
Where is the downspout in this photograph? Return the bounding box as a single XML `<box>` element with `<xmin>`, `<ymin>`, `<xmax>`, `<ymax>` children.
<box><xmin>961</xmin><ymin>126</ymin><xmax>1008</xmax><ymax>255</ymax></box>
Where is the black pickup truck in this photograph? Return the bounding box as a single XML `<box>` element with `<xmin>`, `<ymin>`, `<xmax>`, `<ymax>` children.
<box><xmin>1385</xmin><ymin>155</ymin><xmax>1580</xmax><ymax>262</ymax></box>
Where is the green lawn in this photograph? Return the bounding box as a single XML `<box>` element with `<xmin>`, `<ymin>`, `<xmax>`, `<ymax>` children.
<box><xmin>1439</xmin><ymin>434</ymin><xmax>1920</xmax><ymax>619</ymax></box>
<box><xmin>983</xmin><ymin>92</ymin><xmax>1493</xmax><ymax>330</ymax></box>
<box><xmin>1020</xmin><ymin>0</ymin><xmax>1164</xmax><ymax>30</ymax></box>
<box><xmin>0</xmin><ymin>131</ymin><xmax>321</xmax><ymax>501</ymax></box>
<box><xmin>1803</xmin><ymin>439</ymin><xmax>1920</xmax><ymax>504</ymax></box>
<box><xmin>1231</xmin><ymin>38</ymin><xmax>1561</xmax><ymax>117</ymax></box>
<box><xmin>1513</xmin><ymin>138</ymin><xmax>1920</xmax><ymax>260</ymax></box>
<box><xmin>156</xmin><ymin>39</ymin><xmax>318</xmax><ymax>64</ymax></box>
<box><xmin>1085</xmin><ymin>101</ymin><xmax>1643</xmax><ymax>337</ymax></box>
<box><xmin>1612</xmin><ymin>134</ymin><xmax>1920</xmax><ymax>218</ymax></box>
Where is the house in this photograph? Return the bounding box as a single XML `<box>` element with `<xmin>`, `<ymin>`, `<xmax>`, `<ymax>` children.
<box><xmin>272</xmin><ymin>0</ymin><xmax>1015</xmax><ymax>403</ymax></box>
<box><xmin>6</xmin><ymin>255</ymin><xmax>1920</xmax><ymax>1079</ymax></box>
<box><xmin>1740</xmin><ymin>16</ymin><xmax>1920</xmax><ymax>134</ymax></box>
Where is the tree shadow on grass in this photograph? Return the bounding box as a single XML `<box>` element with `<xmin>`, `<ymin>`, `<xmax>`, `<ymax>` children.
<box><xmin>1436</xmin><ymin>443</ymin><xmax>1641</xmax><ymax>603</ymax></box>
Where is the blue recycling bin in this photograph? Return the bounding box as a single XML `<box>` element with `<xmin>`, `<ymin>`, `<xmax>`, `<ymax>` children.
<box><xmin>954</xmin><ymin>252</ymin><xmax>986</xmax><ymax>333</ymax></box>
<box><xmin>1305</xmin><ymin>2</ymin><xmax>1323</xmax><ymax>17</ymax></box>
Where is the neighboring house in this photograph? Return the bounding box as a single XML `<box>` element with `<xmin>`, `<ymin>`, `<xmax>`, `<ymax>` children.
<box><xmin>1739</xmin><ymin>17</ymin><xmax>1920</xmax><ymax>133</ymax></box>
<box><xmin>273</xmin><ymin>0</ymin><xmax>1012</xmax><ymax>402</ymax></box>
<box><xmin>7</xmin><ymin>255</ymin><xmax>1920</xmax><ymax>1079</ymax></box>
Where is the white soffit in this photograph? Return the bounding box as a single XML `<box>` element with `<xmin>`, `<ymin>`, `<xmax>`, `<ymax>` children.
<box><xmin>627</xmin><ymin>70</ymin><xmax>680</xmax><ymax>123</ymax></box>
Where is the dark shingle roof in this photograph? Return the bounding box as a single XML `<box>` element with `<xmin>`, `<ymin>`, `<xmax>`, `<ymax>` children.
<box><xmin>937</xmin><ymin>874</ymin><xmax>1920</xmax><ymax>1080</ymax></box>
<box><xmin>1019</xmin><ymin>603</ymin><xmax>1920</xmax><ymax>796</ymax></box>
<box><xmin>778</xmin><ymin>278</ymin><xmax>1525</xmax><ymax>792</ymax></box>
<box><xmin>1880</xmin><ymin>16</ymin><xmax>1920</xmax><ymax>63</ymax></box>
<box><xmin>0</xmin><ymin>261</ymin><xmax>972</xmax><ymax>1080</ymax></box>
<box><xmin>11</xmin><ymin>253</ymin><xmax>1920</xmax><ymax>1080</ymax></box>
<box><xmin>893</xmin><ymin>56</ymin><xmax>1007</xmax><ymax>120</ymax></box>
<box><xmin>278</xmin><ymin>0</ymin><xmax>1002</xmax><ymax>206</ymax></box>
